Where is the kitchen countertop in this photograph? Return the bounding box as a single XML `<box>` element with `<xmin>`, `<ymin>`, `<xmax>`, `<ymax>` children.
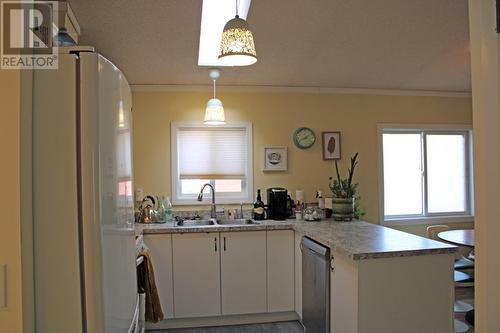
<box><xmin>135</xmin><ymin>219</ymin><xmax>457</xmax><ymax>260</ymax></box>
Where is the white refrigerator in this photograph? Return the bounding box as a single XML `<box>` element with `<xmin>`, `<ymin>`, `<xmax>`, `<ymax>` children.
<box><xmin>32</xmin><ymin>46</ymin><xmax>139</xmax><ymax>333</ymax></box>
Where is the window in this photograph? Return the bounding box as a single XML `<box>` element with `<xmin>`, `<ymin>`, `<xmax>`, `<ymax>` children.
<box><xmin>171</xmin><ymin>123</ymin><xmax>253</xmax><ymax>204</ymax></box>
<box><xmin>380</xmin><ymin>126</ymin><xmax>473</xmax><ymax>223</ymax></box>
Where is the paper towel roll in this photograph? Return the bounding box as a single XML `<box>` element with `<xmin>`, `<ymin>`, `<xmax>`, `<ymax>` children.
<box><xmin>296</xmin><ymin>190</ymin><xmax>304</xmax><ymax>203</ymax></box>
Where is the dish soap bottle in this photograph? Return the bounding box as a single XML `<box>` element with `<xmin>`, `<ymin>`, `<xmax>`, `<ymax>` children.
<box><xmin>316</xmin><ymin>191</ymin><xmax>325</xmax><ymax>210</ymax></box>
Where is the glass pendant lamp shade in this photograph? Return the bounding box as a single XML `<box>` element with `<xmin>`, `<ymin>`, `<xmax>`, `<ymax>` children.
<box><xmin>204</xmin><ymin>98</ymin><xmax>225</xmax><ymax>125</ymax></box>
<box><xmin>218</xmin><ymin>15</ymin><xmax>257</xmax><ymax>66</ymax></box>
<box><xmin>204</xmin><ymin>69</ymin><xmax>226</xmax><ymax>125</ymax></box>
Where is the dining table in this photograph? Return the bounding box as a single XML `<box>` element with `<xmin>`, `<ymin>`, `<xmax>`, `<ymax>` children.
<box><xmin>437</xmin><ymin>229</ymin><xmax>475</xmax><ymax>247</ymax></box>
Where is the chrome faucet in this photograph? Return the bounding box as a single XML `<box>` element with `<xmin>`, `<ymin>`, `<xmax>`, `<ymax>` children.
<box><xmin>197</xmin><ymin>183</ymin><xmax>217</xmax><ymax>219</ymax></box>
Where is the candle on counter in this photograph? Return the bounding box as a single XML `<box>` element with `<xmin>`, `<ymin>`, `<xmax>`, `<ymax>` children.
<box><xmin>323</xmin><ymin>197</ymin><xmax>333</xmax><ymax>218</ymax></box>
<box><xmin>324</xmin><ymin>197</ymin><xmax>333</xmax><ymax>209</ymax></box>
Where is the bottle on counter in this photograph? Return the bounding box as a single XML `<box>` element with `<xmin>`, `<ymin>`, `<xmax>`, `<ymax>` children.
<box><xmin>316</xmin><ymin>191</ymin><xmax>325</xmax><ymax>210</ymax></box>
<box><xmin>253</xmin><ymin>189</ymin><xmax>266</xmax><ymax>220</ymax></box>
<box><xmin>295</xmin><ymin>202</ymin><xmax>303</xmax><ymax>220</ymax></box>
<box><xmin>295</xmin><ymin>190</ymin><xmax>304</xmax><ymax>211</ymax></box>
<box><xmin>165</xmin><ymin>196</ymin><xmax>173</xmax><ymax>222</ymax></box>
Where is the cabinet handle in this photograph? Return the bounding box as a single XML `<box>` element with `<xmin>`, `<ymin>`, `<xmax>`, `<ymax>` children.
<box><xmin>223</xmin><ymin>237</ymin><xmax>226</xmax><ymax>251</ymax></box>
<box><xmin>214</xmin><ymin>237</ymin><xmax>217</xmax><ymax>252</ymax></box>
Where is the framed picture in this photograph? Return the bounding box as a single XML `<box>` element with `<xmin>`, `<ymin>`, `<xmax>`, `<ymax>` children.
<box><xmin>263</xmin><ymin>146</ymin><xmax>288</xmax><ymax>171</ymax></box>
<box><xmin>322</xmin><ymin>132</ymin><xmax>341</xmax><ymax>160</ymax></box>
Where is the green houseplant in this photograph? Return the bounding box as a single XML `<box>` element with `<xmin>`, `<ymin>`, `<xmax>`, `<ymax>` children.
<box><xmin>329</xmin><ymin>153</ymin><xmax>364</xmax><ymax>221</ymax></box>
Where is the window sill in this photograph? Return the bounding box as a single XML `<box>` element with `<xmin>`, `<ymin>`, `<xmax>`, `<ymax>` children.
<box><xmin>382</xmin><ymin>215</ymin><xmax>474</xmax><ymax>227</ymax></box>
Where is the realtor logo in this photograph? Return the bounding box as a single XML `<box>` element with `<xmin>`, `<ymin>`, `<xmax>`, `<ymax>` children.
<box><xmin>1</xmin><ymin>1</ymin><xmax>58</xmax><ymax>69</ymax></box>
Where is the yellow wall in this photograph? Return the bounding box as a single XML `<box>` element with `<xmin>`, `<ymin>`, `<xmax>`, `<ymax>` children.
<box><xmin>132</xmin><ymin>89</ymin><xmax>472</xmax><ymax>229</ymax></box>
<box><xmin>0</xmin><ymin>70</ymin><xmax>23</xmax><ymax>332</ymax></box>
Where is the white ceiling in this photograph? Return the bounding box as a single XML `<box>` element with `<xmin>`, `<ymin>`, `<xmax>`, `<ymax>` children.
<box><xmin>68</xmin><ymin>0</ymin><xmax>471</xmax><ymax>92</ymax></box>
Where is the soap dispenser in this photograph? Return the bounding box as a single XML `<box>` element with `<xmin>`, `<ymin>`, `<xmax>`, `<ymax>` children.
<box><xmin>316</xmin><ymin>191</ymin><xmax>325</xmax><ymax>210</ymax></box>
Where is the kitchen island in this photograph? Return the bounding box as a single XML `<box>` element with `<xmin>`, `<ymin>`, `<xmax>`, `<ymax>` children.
<box><xmin>136</xmin><ymin>219</ymin><xmax>456</xmax><ymax>333</ymax></box>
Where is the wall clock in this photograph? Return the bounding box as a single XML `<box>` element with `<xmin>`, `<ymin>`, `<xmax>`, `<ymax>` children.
<box><xmin>293</xmin><ymin>127</ymin><xmax>316</xmax><ymax>149</ymax></box>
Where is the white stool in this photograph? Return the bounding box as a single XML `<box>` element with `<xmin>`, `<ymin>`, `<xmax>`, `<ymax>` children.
<box><xmin>454</xmin><ymin>300</ymin><xmax>474</xmax><ymax>313</ymax></box>
<box><xmin>454</xmin><ymin>319</ymin><xmax>470</xmax><ymax>333</ymax></box>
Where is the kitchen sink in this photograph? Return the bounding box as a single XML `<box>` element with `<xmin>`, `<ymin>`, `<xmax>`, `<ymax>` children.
<box><xmin>216</xmin><ymin>219</ymin><xmax>260</xmax><ymax>226</ymax></box>
<box><xmin>175</xmin><ymin>218</ymin><xmax>260</xmax><ymax>227</ymax></box>
<box><xmin>176</xmin><ymin>219</ymin><xmax>217</xmax><ymax>227</ymax></box>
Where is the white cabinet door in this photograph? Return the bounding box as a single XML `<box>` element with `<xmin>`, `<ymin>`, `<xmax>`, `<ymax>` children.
<box><xmin>220</xmin><ymin>231</ymin><xmax>267</xmax><ymax>315</ymax></box>
<box><xmin>172</xmin><ymin>232</ymin><xmax>221</xmax><ymax>318</ymax></box>
<box><xmin>294</xmin><ymin>232</ymin><xmax>303</xmax><ymax>318</ymax></box>
<box><xmin>331</xmin><ymin>254</ymin><xmax>358</xmax><ymax>333</ymax></box>
<box><xmin>267</xmin><ymin>230</ymin><xmax>295</xmax><ymax>312</ymax></box>
<box><xmin>143</xmin><ymin>234</ymin><xmax>174</xmax><ymax>319</ymax></box>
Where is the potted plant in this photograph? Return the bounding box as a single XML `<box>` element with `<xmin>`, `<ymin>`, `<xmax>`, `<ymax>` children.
<box><xmin>328</xmin><ymin>153</ymin><xmax>364</xmax><ymax>221</ymax></box>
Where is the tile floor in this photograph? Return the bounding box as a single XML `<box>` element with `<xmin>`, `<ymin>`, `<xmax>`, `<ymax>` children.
<box><xmin>150</xmin><ymin>297</ymin><xmax>475</xmax><ymax>333</ymax></box>
<box><xmin>149</xmin><ymin>321</ymin><xmax>304</xmax><ymax>333</ymax></box>
<box><xmin>151</xmin><ymin>314</ymin><xmax>475</xmax><ymax>333</ymax></box>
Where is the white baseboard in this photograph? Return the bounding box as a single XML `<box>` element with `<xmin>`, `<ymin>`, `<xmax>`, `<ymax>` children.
<box><xmin>146</xmin><ymin>311</ymin><xmax>300</xmax><ymax>330</ymax></box>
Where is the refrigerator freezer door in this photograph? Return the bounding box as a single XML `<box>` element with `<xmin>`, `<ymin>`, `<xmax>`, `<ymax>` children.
<box><xmin>79</xmin><ymin>52</ymin><xmax>136</xmax><ymax>333</ymax></box>
<box><xmin>33</xmin><ymin>53</ymin><xmax>84</xmax><ymax>333</ymax></box>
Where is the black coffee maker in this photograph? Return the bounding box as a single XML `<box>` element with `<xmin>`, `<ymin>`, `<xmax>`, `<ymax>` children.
<box><xmin>266</xmin><ymin>188</ymin><xmax>290</xmax><ymax>220</ymax></box>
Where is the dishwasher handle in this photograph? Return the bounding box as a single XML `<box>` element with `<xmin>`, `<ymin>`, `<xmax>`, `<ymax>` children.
<box><xmin>301</xmin><ymin>241</ymin><xmax>322</xmax><ymax>256</ymax></box>
<box><xmin>307</xmin><ymin>247</ymin><xmax>324</xmax><ymax>257</ymax></box>
<box><xmin>301</xmin><ymin>236</ymin><xmax>330</xmax><ymax>259</ymax></box>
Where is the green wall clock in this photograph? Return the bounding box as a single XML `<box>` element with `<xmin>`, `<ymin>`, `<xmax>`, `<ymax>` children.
<box><xmin>293</xmin><ymin>127</ymin><xmax>316</xmax><ymax>149</ymax></box>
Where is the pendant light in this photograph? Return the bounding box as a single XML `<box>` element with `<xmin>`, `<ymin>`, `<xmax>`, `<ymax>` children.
<box><xmin>218</xmin><ymin>0</ymin><xmax>257</xmax><ymax>66</ymax></box>
<box><xmin>204</xmin><ymin>69</ymin><xmax>226</xmax><ymax>125</ymax></box>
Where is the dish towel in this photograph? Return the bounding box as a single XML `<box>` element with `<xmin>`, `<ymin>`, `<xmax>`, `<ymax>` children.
<box><xmin>137</xmin><ymin>239</ymin><xmax>164</xmax><ymax>322</ymax></box>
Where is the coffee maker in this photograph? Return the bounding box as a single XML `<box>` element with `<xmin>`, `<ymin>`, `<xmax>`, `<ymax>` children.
<box><xmin>266</xmin><ymin>188</ymin><xmax>290</xmax><ymax>220</ymax></box>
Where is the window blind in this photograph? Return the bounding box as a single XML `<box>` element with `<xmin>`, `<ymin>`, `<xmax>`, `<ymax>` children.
<box><xmin>178</xmin><ymin>127</ymin><xmax>247</xmax><ymax>179</ymax></box>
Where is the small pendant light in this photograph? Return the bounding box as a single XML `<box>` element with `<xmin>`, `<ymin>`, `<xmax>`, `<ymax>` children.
<box><xmin>204</xmin><ymin>69</ymin><xmax>226</xmax><ymax>125</ymax></box>
<box><xmin>218</xmin><ymin>0</ymin><xmax>257</xmax><ymax>66</ymax></box>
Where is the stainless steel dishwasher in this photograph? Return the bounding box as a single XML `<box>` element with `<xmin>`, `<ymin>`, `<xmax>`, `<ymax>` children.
<box><xmin>302</xmin><ymin>236</ymin><xmax>331</xmax><ymax>333</ymax></box>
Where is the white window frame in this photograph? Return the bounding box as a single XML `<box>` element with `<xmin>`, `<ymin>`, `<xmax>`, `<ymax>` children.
<box><xmin>171</xmin><ymin>122</ymin><xmax>253</xmax><ymax>205</ymax></box>
<box><xmin>378</xmin><ymin>124</ymin><xmax>474</xmax><ymax>226</ymax></box>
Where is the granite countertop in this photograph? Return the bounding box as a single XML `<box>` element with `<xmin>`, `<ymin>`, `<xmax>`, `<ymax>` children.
<box><xmin>135</xmin><ymin>219</ymin><xmax>457</xmax><ymax>260</ymax></box>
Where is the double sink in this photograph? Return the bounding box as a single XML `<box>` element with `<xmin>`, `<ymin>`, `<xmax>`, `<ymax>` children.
<box><xmin>175</xmin><ymin>218</ymin><xmax>260</xmax><ymax>227</ymax></box>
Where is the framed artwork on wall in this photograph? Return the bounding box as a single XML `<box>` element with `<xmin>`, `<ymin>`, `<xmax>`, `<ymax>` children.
<box><xmin>263</xmin><ymin>146</ymin><xmax>288</xmax><ymax>171</ymax></box>
<box><xmin>322</xmin><ymin>132</ymin><xmax>341</xmax><ymax>160</ymax></box>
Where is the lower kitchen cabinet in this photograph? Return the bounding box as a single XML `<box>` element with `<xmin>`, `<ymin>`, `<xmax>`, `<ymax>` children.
<box><xmin>172</xmin><ymin>232</ymin><xmax>221</xmax><ymax>318</ymax></box>
<box><xmin>220</xmin><ymin>231</ymin><xmax>267</xmax><ymax>315</ymax></box>
<box><xmin>143</xmin><ymin>234</ymin><xmax>174</xmax><ymax>319</ymax></box>
<box><xmin>146</xmin><ymin>230</ymin><xmax>296</xmax><ymax>322</ymax></box>
<box><xmin>267</xmin><ymin>230</ymin><xmax>295</xmax><ymax>312</ymax></box>
<box><xmin>330</xmin><ymin>252</ymin><xmax>455</xmax><ymax>333</ymax></box>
